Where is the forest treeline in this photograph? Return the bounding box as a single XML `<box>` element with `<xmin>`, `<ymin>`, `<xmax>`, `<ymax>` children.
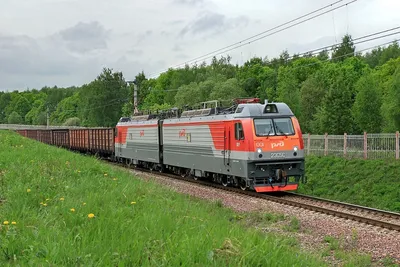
<box><xmin>1</xmin><ymin>35</ymin><xmax>400</xmax><ymax>134</ymax></box>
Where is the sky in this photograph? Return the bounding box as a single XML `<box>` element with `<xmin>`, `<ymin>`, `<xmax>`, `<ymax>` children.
<box><xmin>0</xmin><ymin>0</ymin><xmax>399</xmax><ymax>91</ymax></box>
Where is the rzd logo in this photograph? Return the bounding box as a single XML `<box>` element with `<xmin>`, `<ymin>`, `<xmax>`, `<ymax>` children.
<box><xmin>271</xmin><ymin>141</ymin><xmax>284</xmax><ymax>149</ymax></box>
<box><xmin>179</xmin><ymin>129</ymin><xmax>186</xmax><ymax>137</ymax></box>
<box><xmin>139</xmin><ymin>130</ymin><xmax>144</xmax><ymax>137</ymax></box>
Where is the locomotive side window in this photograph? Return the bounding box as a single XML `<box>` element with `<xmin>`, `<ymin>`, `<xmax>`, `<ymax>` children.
<box><xmin>235</xmin><ymin>123</ymin><xmax>244</xmax><ymax>140</ymax></box>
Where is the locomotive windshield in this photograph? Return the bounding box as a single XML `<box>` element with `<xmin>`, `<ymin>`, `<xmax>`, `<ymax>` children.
<box><xmin>254</xmin><ymin>118</ymin><xmax>295</xmax><ymax>136</ymax></box>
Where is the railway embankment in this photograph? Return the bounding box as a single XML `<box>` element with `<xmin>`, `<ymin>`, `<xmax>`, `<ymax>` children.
<box><xmin>298</xmin><ymin>155</ymin><xmax>400</xmax><ymax>212</ymax></box>
<box><xmin>0</xmin><ymin>130</ymin><xmax>327</xmax><ymax>266</ymax></box>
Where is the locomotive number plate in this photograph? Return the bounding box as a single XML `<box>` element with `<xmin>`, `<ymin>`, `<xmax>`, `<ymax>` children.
<box><xmin>270</xmin><ymin>152</ymin><xmax>286</xmax><ymax>158</ymax></box>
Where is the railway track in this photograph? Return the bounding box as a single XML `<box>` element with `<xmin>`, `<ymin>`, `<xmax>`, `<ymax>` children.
<box><xmin>109</xmin><ymin>160</ymin><xmax>400</xmax><ymax>232</ymax></box>
<box><xmin>284</xmin><ymin>192</ymin><xmax>400</xmax><ymax>221</ymax></box>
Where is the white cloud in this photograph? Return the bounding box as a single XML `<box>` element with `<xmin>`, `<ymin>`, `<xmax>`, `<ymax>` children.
<box><xmin>179</xmin><ymin>11</ymin><xmax>249</xmax><ymax>37</ymax></box>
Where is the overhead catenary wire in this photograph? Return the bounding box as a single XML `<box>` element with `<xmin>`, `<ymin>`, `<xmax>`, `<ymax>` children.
<box><xmin>185</xmin><ymin>37</ymin><xmax>400</xmax><ymax>106</ymax></box>
<box><xmin>291</xmin><ymin>26</ymin><xmax>400</xmax><ymax>58</ymax></box>
<box><xmin>287</xmin><ymin>38</ymin><xmax>400</xmax><ymax>71</ymax></box>
<box><xmin>171</xmin><ymin>0</ymin><xmax>345</xmax><ymax>68</ymax></box>
<box><xmin>148</xmin><ymin>0</ymin><xmax>359</xmax><ymax>78</ymax></box>
<box><xmin>173</xmin><ymin>0</ymin><xmax>359</xmax><ymax>69</ymax></box>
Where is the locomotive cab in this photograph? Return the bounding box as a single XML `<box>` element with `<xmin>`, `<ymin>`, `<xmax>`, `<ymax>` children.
<box><xmin>232</xmin><ymin>99</ymin><xmax>305</xmax><ymax>192</ymax></box>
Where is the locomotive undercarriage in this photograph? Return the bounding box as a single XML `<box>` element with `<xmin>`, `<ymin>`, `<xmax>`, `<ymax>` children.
<box><xmin>166</xmin><ymin>166</ymin><xmax>250</xmax><ymax>191</ymax></box>
<box><xmin>116</xmin><ymin>156</ymin><xmax>304</xmax><ymax>192</ymax></box>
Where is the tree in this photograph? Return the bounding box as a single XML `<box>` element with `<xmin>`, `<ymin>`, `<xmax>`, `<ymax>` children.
<box><xmin>276</xmin><ymin>67</ymin><xmax>301</xmax><ymax>117</ymax></box>
<box><xmin>299</xmin><ymin>72</ymin><xmax>328</xmax><ymax>133</ymax></box>
<box><xmin>25</xmin><ymin>99</ymin><xmax>47</xmax><ymax>125</ymax></box>
<box><xmin>381</xmin><ymin>66</ymin><xmax>400</xmax><ymax>132</ymax></box>
<box><xmin>352</xmin><ymin>72</ymin><xmax>382</xmax><ymax>133</ymax></box>
<box><xmin>50</xmin><ymin>93</ymin><xmax>80</xmax><ymax>125</ymax></box>
<box><xmin>313</xmin><ymin>72</ymin><xmax>354</xmax><ymax>134</ymax></box>
<box><xmin>0</xmin><ymin>93</ymin><xmax>11</xmax><ymax>123</ymax></box>
<box><xmin>317</xmin><ymin>49</ymin><xmax>329</xmax><ymax>61</ymax></box>
<box><xmin>379</xmin><ymin>41</ymin><xmax>400</xmax><ymax>66</ymax></box>
<box><xmin>291</xmin><ymin>57</ymin><xmax>322</xmax><ymax>84</ymax></box>
<box><xmin>141</xmin><ymin>79</ymin><xmax>165</xmax><ymax>111</ymax></box>
<box><xmin>8</xmin><ymin>111</ymin><xmax>23</xmax><ymax>124</ymax></box>
<box><xmin>210</xmin><ymin>55</ymin><xmax>237</xmax><ymax>79</ymax></box>
<box><xmin>364</xmin><ymin>41</ymin><xmax>400</xmax><ymax>68</ymax></box>
<box><xmin>5</xmin><ymin>95</ymin><xmax>31</xmax><ymax>123</ymax></box>
<box><xmin>174</xmin><ymin>82</ymin><xmax>202</xmax><ymax>108</ymax></box>
<box><xmin>63</xmin><ymin>117</ymin><xmax>81</xmax><ymax>126</ymax></box>
<box><xmin>332</xmin><ymin>34</ymin><xmax>355</xmax><ymax>62</ymax></box>
<box><xmin>363</xmin><ymin>47</ymin><xmax>382</xmax><ymax>68</ymax></box>
<box><xmin>78</xmin><ymin>68</ymin><xmax>128</xmax><ymax>127</ymax></box>
<box><xmin>237</xmin><ymin>57</ymin><xmax>275</xmax><ymax>99</ymax></box>
<box><xmin>209</xmin><ymin>78</ymin><xmax>247</xmax><ymax>102</ymax></box>
<box><xmin>42</xmin><ymin>86</ymin><xmax>77</xmax><ymax>114</ymax></box>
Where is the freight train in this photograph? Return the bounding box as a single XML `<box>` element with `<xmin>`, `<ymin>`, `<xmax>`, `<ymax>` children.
<box><xmin>15</xmin><ymin>98</ymin><xmax>305</xmax><ymax>193</ymax></box>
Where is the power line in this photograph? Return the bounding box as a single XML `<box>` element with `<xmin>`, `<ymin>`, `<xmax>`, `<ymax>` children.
<box><xmin>155</xmin><ymin>26</ymin><xmax>400</xmax><ymax>92</ymax></box>
<box><xmin>284</xmin><ymin>26</ymin><xmax>400</xmax><ymax>59</ymax></box>
<box><xmin>172</xmin><ymin>0</ymin><xmax>345</xmax><ymax>68</ymax></box>
<box><xmin>177</xmin><ymin>0</ymin><xmax>359</xmax><ymax>68</ymax></box>
<box><xmin>148</xmin><ymin>0</ymin><xmax>359</xmax><ymax>78</ymax></box>
<box><xmin>188</xmin><ymin>38</ymin><xmax>400</xmax><ymax>106</ymax></box>
<box><xmin>292</xmin><ymin>26</ymin><xmax>400</xmax><ymax>58</ymax></box>
<box><xmin>273</xmin><ymin>38</ymin><xmax>400</xmax><ymax>71</ymax></box>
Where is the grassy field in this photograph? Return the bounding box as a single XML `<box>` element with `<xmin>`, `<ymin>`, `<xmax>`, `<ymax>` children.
<box><xmin>0</xmin><ymin>130</ymin><xmax>332</xmax><ymax>266</ymax></box>
<box><xmin>298</xmin><ymin>156</ymin><xmax>400</xmax><ymax>212</ymax></box>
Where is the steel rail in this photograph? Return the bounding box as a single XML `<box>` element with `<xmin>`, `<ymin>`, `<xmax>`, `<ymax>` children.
<box><xmin>285</xmin><ymin>192</ymin><xmax>400</xmax><ymax>220</ymax></box>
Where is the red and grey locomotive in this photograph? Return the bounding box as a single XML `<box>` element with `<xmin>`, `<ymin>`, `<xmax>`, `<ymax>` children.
<box><xmin>115</xmin><ymin>98</ymin><xmax>305</xmax><ymax>192</ymax></box>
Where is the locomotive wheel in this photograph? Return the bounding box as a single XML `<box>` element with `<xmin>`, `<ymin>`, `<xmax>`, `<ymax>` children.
<box><xmin>239</xmin><ymin>178</ymin><xmax>248</xmax><ymax>191</ymax></box>
<box><xmin>127</xmin><ymin>159</ymin><xmax>133</xmax><ymax>168</ymax></box>
<box><xmin>180</xmin><ymin>168</ymin><xmax>188</xmax><ymax>178</ymax></box>
<box><xmin>221</xmin><ymin>176</ymin><xmax>229</xmax><ymax>187</ymax></box>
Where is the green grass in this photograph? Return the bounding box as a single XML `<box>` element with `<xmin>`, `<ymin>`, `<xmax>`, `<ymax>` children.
<box><xmin>298</xmin><ymin>155</ymin><xmax>400</xmax><ymax>212</ymax></box>
<box><xmin>0</xmin><ymin>130</ymin><xmax>328</xmax><ymax>266</ymax></box>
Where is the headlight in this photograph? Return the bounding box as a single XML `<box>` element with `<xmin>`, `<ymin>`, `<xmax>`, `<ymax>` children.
<box><xmin>257</xmin><ymin>148</ymin><xmax>262</xmax><ymax>154</ymax></box>
<box><xmin>293</xmin><ymin>146</ymin><xmax>298</xmax><ymax>152</ymax></box>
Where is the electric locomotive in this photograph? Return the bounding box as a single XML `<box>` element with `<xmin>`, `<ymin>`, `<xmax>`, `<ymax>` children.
<box><xmin>115</xmin><ymin>98</ymin><xmax>305</xmax><ymax>192</ymax></box>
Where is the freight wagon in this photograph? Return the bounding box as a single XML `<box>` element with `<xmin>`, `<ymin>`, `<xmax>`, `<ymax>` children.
<box><xmin>16</xmin><ymin>128</ymin><xmax>114</xmax><ymax>157</ymax></box>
